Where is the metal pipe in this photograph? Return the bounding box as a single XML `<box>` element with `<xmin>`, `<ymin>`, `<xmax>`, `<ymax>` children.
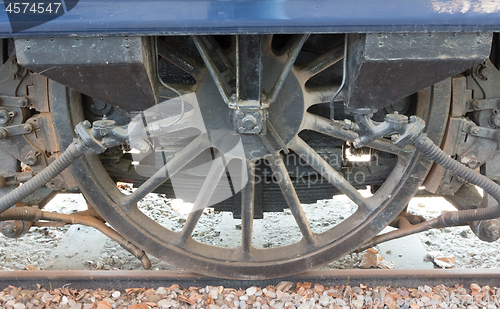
<box><xmin>0</xmin><ymin>207</ymin><xmax>151</xmax><ymax>269</ymax></box>
<box><xmin>414</xmin><ymin>134</ymin><xmax>500</xmax><ymax>225</ymax></box>
<box><xmin>360</xmin><ymin>133</ymin><xmax>500</xmax><ymax>251</ymax></box>
<box><xmin>267</xmin><ymin>34</ymin><xmax>309</xmax><ymax>106</ymax></box>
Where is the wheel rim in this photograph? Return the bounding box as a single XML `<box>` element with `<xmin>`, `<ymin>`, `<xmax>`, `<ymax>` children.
<box><xmin>54</xmin><ymin>35</ymin><xmax>449</xmax><ymax>279</ymax></box>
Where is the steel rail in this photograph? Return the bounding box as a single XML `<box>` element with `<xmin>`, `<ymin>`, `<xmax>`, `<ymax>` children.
<box><xmin>1</xmin><ymin>269</ymin><xmax>500</xmax><ymax>290</ymax></box>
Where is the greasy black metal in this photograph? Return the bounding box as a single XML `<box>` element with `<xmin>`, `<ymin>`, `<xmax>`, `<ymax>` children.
<box><xmin>236</xmin><ymin>35</ymin><xmax>262</xmax><ymax>106</ymax></box>
<box><xmin>2</xmin><ymin>269</ymin><xmax>500</xmax><ymax>290</ymax></box>
<box><xmin>15</xmin><ymin>36</ymin><xmax>158</xmax><ymax>111</ymax></box>
<box><xmin>267</xmin><ymin>154</ymin><xmax>315</xmax><ymax>244</ymax></box>
<box><xmin>267</xmin><ymin>34</ymin><xmax>309</xmax><ymax>106</ymax></box>
<box><xmin>157</xmin><ymin>38</ymin><xmax>204</xmax><ymax>82</ymax></box>
<box><xmin>49</xmin><ymin>35</ymin><xmax>449</xmax><ymax>279</ymax></box>
<box><xmin>240</xmin><ymin>161</ymin><xmax>255</xmax><ymax>251</ymax></box>
<box><xmin>192</xmin><ymin>35</ymin><xmax>236</xmax><ymax>106</ymax></box>
<box><xmin>344</xmin><ymin>33</ymin><xmax>492</xmax><ymax>111</ymax></box>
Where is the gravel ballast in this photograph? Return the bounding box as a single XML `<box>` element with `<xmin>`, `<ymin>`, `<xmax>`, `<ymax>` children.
<box><xmin>0</xmin><ymin>281</ymin><xmax>498</xmax><ymax>309</ymax></box>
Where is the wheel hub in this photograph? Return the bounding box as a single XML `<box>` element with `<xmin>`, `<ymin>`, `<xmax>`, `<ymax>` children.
<box><xmin>195</xmin><ymin>55</ymin><xmax>305</xmax><ymax>160</ymax></box>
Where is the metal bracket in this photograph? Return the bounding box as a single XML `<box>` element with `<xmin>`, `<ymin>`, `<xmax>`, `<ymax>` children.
<box><xmin>350</xmin><ymin>109</ymin><xmax>425</xmax><ymax>148</ymax></box>
<box><xmin>0</xmin><ymin>96</ymin><xmax>28</xmax><ymax>108</ymax></box>
<box><xmin>0</xmin><ymin>123</ymin><xmax>33</xmax><ymax>139</ymax></box>
<box><xmin>467</xmin><ymin>98</ymin><xmax>500</xmax><ymax>112</ymax></box>
<box><xmin>0</xmin><ymin>171</ymin><xmax>34</xmax><ymax>188</ymax></box>
<box><xmin>231</xmin><ymin>109</ymin><xmax>267</xmax><ymax>135</ymax></box>
<box><xmin>465</xmin><ymin>124</ymin><xmax>500</xmax><ymax>146</ymax></box>
<box><xmin>192</xmin><ymin>36</ymin><xmax>237</xmax><ymax>108</ymax></box>
<box><xmin>231</xmin><ymin>35</ymin><xmax>268</xmax><ymax>135</ymax></box>
<box><xmin>74</xmin><ymin>116</ymin><xmax>129</xmax><ymax>154</ymax></box>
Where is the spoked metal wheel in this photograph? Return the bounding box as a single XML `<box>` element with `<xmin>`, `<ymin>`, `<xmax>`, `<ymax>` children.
<box><xmin>55</xmin><ymin>34</ymin><xmax>449</xmax><ymax>279</ymax></box>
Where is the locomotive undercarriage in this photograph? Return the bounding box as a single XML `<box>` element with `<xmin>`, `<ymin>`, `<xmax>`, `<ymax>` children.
<box><xmin>0</xmin><ymin>34</ymin><xmax>499</xmax><ymax>278</ymax></box>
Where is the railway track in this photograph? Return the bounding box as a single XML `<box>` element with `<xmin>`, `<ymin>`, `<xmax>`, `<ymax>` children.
<box><xmin>1</xmin><ymin>269</ymin><xmax>499</xmax><ymax>290</ymax></box>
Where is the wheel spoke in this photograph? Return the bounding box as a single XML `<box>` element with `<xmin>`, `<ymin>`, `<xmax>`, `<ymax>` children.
<box><xmin>157</xmin><ymin>39</ymin><xmax>204</xmax><ymax>81</ymax></box>
<box><xmin>302</xmin><ymin>113</ymin><xmax>414</xmax><ymax>156</ymax></box>
<box><xmin>297</xmin><ymin>44</ymin><xmax>344</xmax><ymax>80</ymax></box>
<box><xmin>123</xmin><ymin>134</ymin><xmax>210</xmax><ymax>208</ymax></box>
<box><xmin>192</xmin><ymin>35</ymin><xmax>235</xmax><ymax>106</ymax></box>
<box><xmin>266</xmin><ymin>34</ymin><xmax>309</xmax><ymax>106</ymax></box>
<box><xmin>179</xmin><ymin>153</ymin><xmax>229</xmax><ymax>243</ymax></box>
<box><xmin>241</xmin><ymin>160</ymin><xmax>255</xmax><ymax>253</ymax></box>
<box><xmin>290</xmin><ymin>137</ymin><xmax>373</xmax><ymax>210</ymax></box>
<box><xmin>303</xmin><ymin>86</ymin><xmax>342</xmax><ymax>108</ymax></box>
<box><xmin>267</xmin><ymin>154</ymin><xmax>316</xmax><ymax>245</ymax></box>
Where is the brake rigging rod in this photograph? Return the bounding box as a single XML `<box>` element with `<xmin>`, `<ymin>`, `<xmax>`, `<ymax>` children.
<box><xmin>0</xmin><ymin>117</ymin><xmax>128</xmax><ymax>216</ymax></box>
<box><xmin>349</xmin><ymin>111</ymin><xmax>500</xmax><ymax>249</ymax></box>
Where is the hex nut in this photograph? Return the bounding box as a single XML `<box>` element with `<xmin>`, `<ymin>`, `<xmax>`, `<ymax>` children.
<box><xmin>0</xmin><ymin>128</ymin><xmax>8</xmax><ymax>139</ymax></box>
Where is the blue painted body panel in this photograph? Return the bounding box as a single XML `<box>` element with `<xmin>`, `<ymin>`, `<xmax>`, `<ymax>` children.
<box><xmin>1</xmin><ymin>0</ymin><xmax>500</xmax><ymax>37</ymax></box>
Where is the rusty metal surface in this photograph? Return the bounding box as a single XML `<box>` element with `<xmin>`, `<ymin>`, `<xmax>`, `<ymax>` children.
<box><xmin>1</xmin><ymin>269</ymin><xmax>500</xmax><ymax>290</ymax></box>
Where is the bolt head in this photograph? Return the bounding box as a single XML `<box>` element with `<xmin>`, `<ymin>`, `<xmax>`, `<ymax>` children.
<box><xmin>23</xmin><ymin>124</ymin><xmax>32</xmax><ymax>132</ymax></box>
<box><xmin>8</xmin><ymin>63</ymin><xmax>20</xmax><ymax>74</ymax></box>
<box><xmin>93</xmin><ymin>100</ymin><xmax>107</xmax><ymax>111</ymax></box>
<box><xmin>0</xmin><ymin>110</ymin><xmax>10</xmax><ymax>125</ymax></box>
<box><xmin>237</xmin><ymin>111</ymin><xmax>245</xmax><ymax>119</ymax></box>
<box><xmin>480</xmin><ymin>221</ymin><xmax>500</xmax><ymax>241</ymax></box>
<box><xmin>472</xmin><ymin>100</ymin><xmax>482</xmax><ymax>110</ymax></box>
<box><xmin>242</xmin><ymin>116</ymin><xmax>257</xmax><ymax>129</ymax></box>
<box><xmin>0</xmin><ymin>129</ymin><xmax>7</xmax><ymax>139</ymax></box>
<box><xmin>237</xmin><ymin>126</ymin><xmax>246</xmax><ymax>134</ymax></box>
<box><xmin>82</xmin><ymin>120</ymin><xmax>92</xmax><ymax>129</ymax></box>
<box><xmin>491</xmin><ymin>114</ymin><xmax>500</xmax><ymax>127</ymax></box>
<box><xmin>342</xmin><ymin>119</ymin><xmax>352</xmax><ymax>130</ymax></box>
<box><xmin>353</xmin><ymin>138</ymin><xmax>362</xmax><ymax>148</ymax></box>
<box><xmin>385</xmin><ymin>113</ymin><xmax>407</xmax><ymax>124</ymax></box>
<box><xmin>26</xmin><ymin>156</ymin><xmax>36</xmax><ymax>165</ymax></box>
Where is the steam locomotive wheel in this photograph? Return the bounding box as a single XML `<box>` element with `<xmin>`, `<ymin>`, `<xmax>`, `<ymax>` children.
<box><xmin>52</xmin><ymin>35</ymin><xmax>449</xmax><ymax>279</ymax></box>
